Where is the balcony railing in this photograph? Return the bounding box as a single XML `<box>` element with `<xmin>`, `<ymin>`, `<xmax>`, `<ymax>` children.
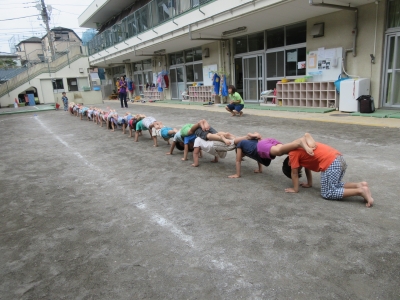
<box><xmin>88</xmin><ymin>0</ymin><xmax>214</xmax><ymax>56</ymax></box>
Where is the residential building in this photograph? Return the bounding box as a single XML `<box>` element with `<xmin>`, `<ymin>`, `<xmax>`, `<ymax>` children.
<box><xmin>78</xmin><ymin>0</ymin><xmax>400</xmax><ymax>109</ymax></box>
<box><xmin>15</xmin><ymin>37</ymin><xmax>43</xmax><ymax>65</ymax></box>
<box><xmin>41</xmin><ymin>27</ymin><xmax>83</xmax><ymax>60</ymax></box>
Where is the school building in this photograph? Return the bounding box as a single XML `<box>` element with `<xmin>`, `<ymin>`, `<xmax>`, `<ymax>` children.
<box><xmin>79</xmin><ymin>0</ymin><xmax>400</xmax><ymax>109</ymax></box>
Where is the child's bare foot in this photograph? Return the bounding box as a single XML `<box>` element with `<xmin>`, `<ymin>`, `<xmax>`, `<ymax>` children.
<box><xmin>254</xmin><ymin>169</ymin><xmax>262</xmax><ymax>173</ymax></box>
<box><xmin>166</xmin><ymin>152</ymin><xmax>172</xmax><ymax>155</ymax></box>
<box><xmin>191</xmin><ymin>164</ymin><xmax>199</xmax><ymax>167</ymax></box>
<box><xmin>231</xmin><ymin>113</ymin><xmax>236</xmax><ymax>117</ymax></box>
<box><xmin>111</xmin><ymin>129</ymin><xmax>115</xmax><ymax>132</ymax></box>
<box><xmin>239</xmin><ymin>111</ymin><xmax>243</xmax><ymax>117</ymax></box>
<box><xmin>225</xmin><ymin>133</ymin><xmax>235</xmax><ymax>140</ymax></box>
<box><xmin>228</xmin><ymin>174</ymin><xmax>240</xmax><ymax>178</ymax></box>
<box><xmin>181</xmin><ymin>158</ymin><xmax>188</xmax><ymax>161</ymax></box>
<box><xmin>247</xmin><ymin>132</ymin><xmax>262</xmax><ymax>140</ymax></box>
<box><xmin>222</xmin><ymin>137</ymin><xmax>231</xmax><ymax>145</ymax></box>
<box><xmin>304</xmin><ymin>133</ymin><xmax>316</xmax><ymax>150</ymax></box>
<box><xmin>299</xmin><ymin>137</ymin><xmax>314</xmax><ymax>156</ymax></box>
<box><xmin>361</xmin><ymin>186</ymin><xmax>374</xmax><ymax>207</ymax></box>
<box><xmin>211</xmin><ymin>158</ymin><xmax>218</xmax><ymax>163</ymax></box>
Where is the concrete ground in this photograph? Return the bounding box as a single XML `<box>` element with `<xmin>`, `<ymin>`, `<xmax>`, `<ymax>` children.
<box><xmin>0</xmin><ymin>102</ymin><xmax>399</xmax><ymax>299</ymax></box>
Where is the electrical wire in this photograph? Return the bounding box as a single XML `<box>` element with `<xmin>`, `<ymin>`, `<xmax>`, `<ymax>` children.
<box><xmin>0</xmin><ymin>15</ymin><xmax>40</xmax><ymax>21</ymax></box>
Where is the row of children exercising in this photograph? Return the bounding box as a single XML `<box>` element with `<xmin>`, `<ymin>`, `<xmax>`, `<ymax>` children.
<box><xmin>68</xmin><ymin>102</ymin><xmax>374</xmax><ymax>208</ymax></box>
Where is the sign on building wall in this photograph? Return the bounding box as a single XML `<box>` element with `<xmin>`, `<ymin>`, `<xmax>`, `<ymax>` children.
<box><xmin>203</xmin><ymin>64</ymin><xmax>218</xmax><ymax>86</ymax></box>
<box><xmin>307</xmin><ymin>47</ymin><xmax>343</xmax><ymax>81</ymax></box>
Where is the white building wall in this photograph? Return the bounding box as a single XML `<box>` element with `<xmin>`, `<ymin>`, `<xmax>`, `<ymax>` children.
<box><xmin>307</xmin><ymin>2</ymin><xmax>386</xmax><ymax>107</ymax></box>
<box><xmin>0</xmin><ymin>57</ymin><xmax>102</xmax><ymax>106</ymax></box>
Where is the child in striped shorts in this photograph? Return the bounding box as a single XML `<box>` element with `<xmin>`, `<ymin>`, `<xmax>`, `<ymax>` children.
<box><xmin>282</xmin><ymin>134</ymin><xmax>374</xmax><ymax>207</ymax></box>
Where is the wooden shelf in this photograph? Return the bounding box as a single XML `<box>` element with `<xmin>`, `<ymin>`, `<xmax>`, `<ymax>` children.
<box><xmin>277</xmin><ymin>81</ymin><xmax>337</xmax><ymax>108</ymax></box>
<box><xmin>188</xmin><ymin>86</ymin><xmax>214</xmax><ymax>102</ymax></box>
<box><xmin>143</xmin><ymin>88</ymin><xmax>164</xmax><ymax>101</ymax></box>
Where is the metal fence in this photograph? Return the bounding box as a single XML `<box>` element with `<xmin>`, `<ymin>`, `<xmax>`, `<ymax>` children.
<box><xmin>88</xmin><ymin>0</ymin><xmax>214</xmax><ymax>55</ymax></box>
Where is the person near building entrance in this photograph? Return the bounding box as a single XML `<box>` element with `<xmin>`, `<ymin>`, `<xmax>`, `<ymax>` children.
<box><xmin>225</xmin><ymin>85</ymin><xmax>244</xmax><ymax>117</ymax></box>
<box><xmin>61</xmin><ymin>92</ymin><xmax>68</xmax><ymax>111</ymax></box>
<box><xmin>119</xmin><ymin>76</ymin><xmax>128</xmax><ymax>108</ymax></box>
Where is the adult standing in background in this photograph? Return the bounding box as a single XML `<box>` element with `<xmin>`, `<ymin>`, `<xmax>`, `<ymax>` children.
<box><xmin>119</xmin><ymin>76</ymin><xmax>128</xmax><ymax>108</ymax></box>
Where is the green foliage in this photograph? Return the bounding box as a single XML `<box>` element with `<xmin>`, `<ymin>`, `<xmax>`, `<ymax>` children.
<box><xmin>0</xmin><ymin>59</ymin><xmax>17</xmax><ymax>68</ymax></box>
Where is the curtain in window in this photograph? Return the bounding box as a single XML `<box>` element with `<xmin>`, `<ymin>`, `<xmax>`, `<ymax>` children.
<box><xmin>388</xmin><ymin>0</ymin><xmax>400</xmax><ymax>28</ymax></box>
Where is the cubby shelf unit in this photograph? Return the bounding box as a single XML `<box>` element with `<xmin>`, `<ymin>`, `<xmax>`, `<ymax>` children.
<box><xmin>276</xmin><ymin>82</ymin><xmax>337</xmax><ymax>108</ymax></box>
<box><xmin>189</xmin><ymin>86</ymin><xmax>214</xmax><ymax>102</ymax></box>
<box><xmin>143</xmin><ymin>88</ymin><xmax>164</xmax><ymax>101</ymax></box>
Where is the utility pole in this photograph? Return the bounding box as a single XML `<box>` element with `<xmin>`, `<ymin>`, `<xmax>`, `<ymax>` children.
<box><xmin>39</xmin><ymin>0</ymin><xmax>55</xmax><ymax>59</ymax></box>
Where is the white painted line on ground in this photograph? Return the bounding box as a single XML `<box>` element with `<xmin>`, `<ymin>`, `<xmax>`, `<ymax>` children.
<box><xmin>35</xmin><ymin>117</ymin><xmax>99</xmax><ymax>170</ymax></box>
<box><xmin>34</xmin><ymin>115</ymin><xmax>196</xmax><ymax>249</ymax></box>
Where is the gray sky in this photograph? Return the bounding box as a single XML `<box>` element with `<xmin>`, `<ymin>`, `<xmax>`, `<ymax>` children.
<box><xmin>0</xmin><ymin>0</ymin><xmax>94</xmax><ymax>53</ymax></box>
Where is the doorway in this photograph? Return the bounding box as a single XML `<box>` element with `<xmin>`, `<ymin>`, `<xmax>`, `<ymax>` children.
<box><xmin>170</xmin><ymin>67</ymin><xmax>185</xmax><ymax>99</ymax></box>
<box><xmin>383</xmin><ymin>32</ymin><xmax>400</xmax><ymax>108</ymax></box>
<box><xmin>242</xmin><ymin>55</ymin><xmax>263</xmax><ymax>102</ymax></box>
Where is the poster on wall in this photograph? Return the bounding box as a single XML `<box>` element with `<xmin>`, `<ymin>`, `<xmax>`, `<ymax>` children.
<box><xmin>202</xmin><ymin>64</ymin><xmax>218</xmax><ymax>86</ymax></box>
<box><xmin>306</xmin><ymin>47</ymin><xmax>343</xmax><ymax>81</ymax></box>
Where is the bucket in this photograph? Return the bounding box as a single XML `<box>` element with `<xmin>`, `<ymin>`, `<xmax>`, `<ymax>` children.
<box><xmin>55</xmin><ymin>103</ymin><xmax>60</xmax><ymax>110</ymax></box>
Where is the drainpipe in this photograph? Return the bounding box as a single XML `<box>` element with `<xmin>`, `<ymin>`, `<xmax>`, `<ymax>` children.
<box><xmin>309</xmin><ymin>0</ymin><xmax>358</xmax><ymax>58</ymax></box>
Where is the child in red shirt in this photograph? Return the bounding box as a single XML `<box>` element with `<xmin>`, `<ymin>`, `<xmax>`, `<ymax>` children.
<box><xmin>282</xmin><ymin>135</ymin><xmax>374</xmax><ymax>207</ymax></box>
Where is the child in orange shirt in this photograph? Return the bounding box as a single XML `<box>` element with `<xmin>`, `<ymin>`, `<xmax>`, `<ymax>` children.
<box><xmin>282</xmin><ymin>134</ymin><xmax>374</xmax><ymax>207</ymax></box>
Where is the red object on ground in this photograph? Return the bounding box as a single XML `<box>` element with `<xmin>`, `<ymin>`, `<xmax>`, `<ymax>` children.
<box><xmin>55</xmin><ymin>103</ymin><xmax>60</xmax><ymax>110</ymax></box>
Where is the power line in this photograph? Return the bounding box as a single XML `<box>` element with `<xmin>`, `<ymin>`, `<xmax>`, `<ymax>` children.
<box><xmin>0</xmin><ymin>15</ymin><xmax>39</xmax><ymax>21</ymax></box>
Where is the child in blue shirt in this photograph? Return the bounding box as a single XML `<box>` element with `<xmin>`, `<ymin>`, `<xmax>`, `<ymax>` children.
<box><xmin>62</xmin><ymin>92</ymin><xmax>68</xmax><ymax>111</ymax></box>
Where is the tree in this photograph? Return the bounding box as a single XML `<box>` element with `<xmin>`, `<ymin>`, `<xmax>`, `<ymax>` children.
<box><xmin>0</xmin><ymin>59</ymin><xmax>17</xmax><ymax>69</ymax></box>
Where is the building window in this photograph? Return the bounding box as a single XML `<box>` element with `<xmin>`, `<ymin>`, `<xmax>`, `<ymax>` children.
<box><xmin>234</xmin><ymin>36</ymin><xmax>248</xmax><ymax>54</ymax></box>
<box><xmin>266</xmin><ymin>22</ymin><xmax>306</xmax><ymax>49</ymax></box>
<box><xmin>286</xmin><ymin>22</ymin><xmax>307</xmax><ymax>46</ymax></box>
<box><xmin>285</xmin><ymin>48</ymin><xmax>306</xmax><ymax>76</ymax></box>
<box><xmin>52</xmin><ymin>79</ymin><xmax>64</xmax><ymax>91</ymax></box>
<box><xmin>248</xmin><ymin>32</ymin><xmax>265</xmax><ymax>52</ymax></box>
<box><xmin>169</xmin><ymin>52</ymin><xmax>184</xmax><ymax>65</ymax></box>
<box><xmin>266</xmin><ymin>27</ymin><xmax>284</xmax><ymax>49</ymax></box>
<box><xmin>67</xmin><ymin>78</ymin><xmax>79</xmax><ymax>92</ymax></box>
<box><xmin>388</xmin><ymin>0</ymin><xmax>400</xmax><ymax>28</ymax></box>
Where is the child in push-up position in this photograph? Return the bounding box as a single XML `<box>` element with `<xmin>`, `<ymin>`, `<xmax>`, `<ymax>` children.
<box><xmin>191</xmin><ymin>135</ymin><xmax>236</xmax><ymax>167</ymax></box>
<box><xmin>282</xmin><ymin>135</ymin><xmax>374</xmax><ymax>207</ymax></box>
<box><xmin>127</xmin><ymin>114</ymin><xmax>145</xmax><ymax>138</ymax></box>
<box><xmin>228</xmin><ymin>133</ymin><xmax>315</xmax><ymax>178</ymax></box>
<box><xmin>179</xmin><ymin>120</ymin><xmax>234</xmax><ymax>161</ymax></box>
<box><xmin>181</xmin><ymin>119</ymin><xmax>233</xmax><ymax>145</ymax></box>
<box><xmin>134</xmin><ymin>116</ymin><xmax>162</xmax><ymax>143</ymax></box>
<box><xmin>166</xmin><ymin>128</ymin><xmax>198</xmax><ymax>158</ymax></box>
<box><xmin>151</xmin><ymin>126</ymin><xmax>178</xmax><ymax>147</ymax></box>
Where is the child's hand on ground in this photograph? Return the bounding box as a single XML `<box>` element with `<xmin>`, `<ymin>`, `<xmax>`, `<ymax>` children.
<box><xmin>285</xmin><ymin>188</ymin><xmax>297</xmax><ymax>193</ymax></box>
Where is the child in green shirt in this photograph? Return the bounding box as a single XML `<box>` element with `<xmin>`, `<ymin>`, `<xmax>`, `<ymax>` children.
<box><xmin>225</xmin><ymin>85</ymin><xmax>244</xmax><ymax>117</ymax></box>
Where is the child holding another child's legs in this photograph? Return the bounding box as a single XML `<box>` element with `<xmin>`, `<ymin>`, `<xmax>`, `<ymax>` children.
<box><xmin>228</xmin><ymin>133</ymin><xmax>315</xmax><ymax>178</ymax></box>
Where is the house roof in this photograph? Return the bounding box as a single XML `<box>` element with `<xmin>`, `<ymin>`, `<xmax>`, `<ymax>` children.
<box><xmin>41</xmin><ymin>27</ymin><xmax>82</xmax><ymax>42</ymax></box>
<box><xmin>0</xmin><ymin>52</ymin><xmax>19</xmax><ymax>58</ymax></box>
<box><xmin>0</xmin><ymin>68</ymin><xmax>26</xmax><ymax>81</ymax></box>
<box><xmin>16</xmin><ymin>37</ymin><xmax>42</xmax><ymax>45</ymax></box>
